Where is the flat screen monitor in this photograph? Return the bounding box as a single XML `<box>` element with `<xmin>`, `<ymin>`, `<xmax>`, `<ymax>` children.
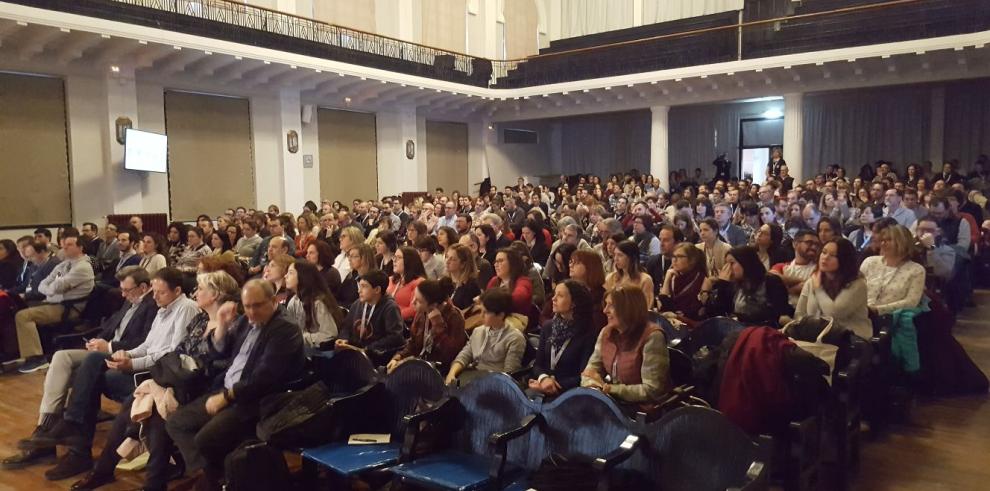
<box><xmin>124</xmin><ymin>128</ymin><xmax>168</xmax><ymax>173</ymax></box>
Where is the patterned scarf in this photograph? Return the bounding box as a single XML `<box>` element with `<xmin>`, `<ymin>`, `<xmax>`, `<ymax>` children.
<box><xmin>547</xmin><ymin>315</ymin><xmax>578</xmax><ymax>351</ymax></box>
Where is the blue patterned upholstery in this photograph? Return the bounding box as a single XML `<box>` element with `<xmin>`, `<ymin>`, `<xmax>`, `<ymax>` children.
<box><xmin>302</xmin><ymin>442</ymin><xmax>401</xmax><ymax>476</ymax></box>
<box><xmin>391</xmin><ymin>452</ymin><xmax>523</xmax><ymax>491</ymax></box>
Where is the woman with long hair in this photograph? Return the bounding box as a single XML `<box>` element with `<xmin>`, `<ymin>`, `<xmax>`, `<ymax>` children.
<box><xmin>0</xmin><ymin>239</ymin><xmax>23</xmax><ymax>291</ymax></box>
<box><xmin>528</xmin><ymin>280</ymin><xmax>596</xmax><ymax>397</ymax></box>
<box><xmin>701</xmin><ymin>246</ymin><xmax>791</xmax><ymax>326</ymax></box>
<box><xmin>388</xmin><ymin>277</ymin><xmax>467</xmax><ymax>373</ymax></box>
<box><xmin>604</xmin><ymin>240</ymin><xmax>655</xmax><ymax>309</ymax></box>
<box><xmin>305</xmin><ymin>240</ymin><xmax>342</xmax><ymax>297</ymax></box>
<box><xmin>338</xmin><ymin>243</ymin><xmax>376</xmax><ymax>307</ymax></box>
<box><xmin>285</xmin><ymin>259</ymin><xmax>344</xmax><ymax>349</ymax></box>
<box><xmin>138</xmin><ymin>233</ymin><xmax>168</xmax><ymax>275</ymax></box>
<box><xmin>387</xmin><ymin>246</ymin><xmax>428</xmax><ymax>321</ymax></box>
<box><xmin>581</xmin><ymin>286</ymin><xmax>670</xmax><ymax>405</ymax></box>
<box><xmin>568</xmin><ymin>249</ymin><xmax>608</xmax><ymax>331</ymax></box>
<box><xmin>521</xmin><ymin>219</ymin><xmax>550</xmax><ymax>267</ymax></box>
<box><xmin>333</xmin><ymin>226</ymin><xmax>365</xmax><ymax>279</ymax></box>
<box><xmin>294</xmin><ymin>214</ymin><xmax>317</xmax><ymax>258</ymax></box>
<box><xmin>445</xmin><ymin>243</ymin><xmax>481</xmax><ymax>311</ymax></box>
<box><xmin>436</xmin><ymin>226</ymin><xmax>460</xmax><ymax>255</ymax></box>
<box><xmin>487</xmin><ymin>247</ymin><xmax>534</xmax><ymax>315</ymax></box>
<box><xmin>796</xmin><ymin>238</ymin><xmax>871</xmax><ymax>338</ymax></box>
<box><xmin>474</xmin><ymin>224</ymin><xmax>498</xmax><ymax>265</ymax></box>
<box><xmin>374</xmin><ymin>229</ymin><xmax>398</xmax><ymax>278</ymax></box>
<box><xmin>658</xmin><ymin>243</ymin><xmax>707</xmax><ymax>322</ymax></box>
<box><xmin>263</xmin><ymin>254</ymin><xmax>295</xmax><ymax>305</ymax></box>
<box><xmin>754</xmin><ymin>223</ymin><xmax>790</xmax><ymax>269</ymax></box>
<box><xmin>673</xmin><ymin>210</ymin><xmax>700</xmax><ymax>244</ymax></box>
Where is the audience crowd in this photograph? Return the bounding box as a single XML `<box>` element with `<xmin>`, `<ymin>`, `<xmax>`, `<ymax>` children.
<box><xmin>1</xmin><ymin>154</ymin><xmax>989</xmax><ymax>490</ymax></box>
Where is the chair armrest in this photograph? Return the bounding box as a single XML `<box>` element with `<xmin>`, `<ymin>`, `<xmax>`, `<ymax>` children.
<box><xmin>488</xmin><ymin>414</ymin><xmax>542</xmax><ymax>488</ymax></box>
<box><xmin>400</xmin><ymin>396</ymin><xmax>454</xmax><ymax>462</ymax></box>
<box><xmin>591</xmin><ymin>434</ymin><xmax>640</xmax><ymax>472</ymax></box>
<box><xmin>509</xmin><ymin>360</ymin><xmax>534</xmax><ymax>380</ymax></box>
<box><xmin>488</xmin><ymin>413</ymin><xmax>541</xmax><ymax>447</ymax></box>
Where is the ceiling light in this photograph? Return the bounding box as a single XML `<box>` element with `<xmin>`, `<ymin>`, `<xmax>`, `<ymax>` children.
<box><xmin>110</xmin><ymin>65</ymin><xmax>120</xmax><ymax>73</ymax></box>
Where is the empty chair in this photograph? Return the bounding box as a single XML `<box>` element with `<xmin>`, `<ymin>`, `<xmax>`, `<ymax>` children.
<box><xmin>679</xmin><ymin>316</ymin><xmax>744</xmax><ymax>356</ymax></box>
<box><xmin>391</xmin><ymin>373</ymin><xmax>541</xmax><ymax>490</ymax></box>
<box><xmin>651</xmin><ymin>406</ymin><xmax>769</xmax><ymax>491</ymax></box>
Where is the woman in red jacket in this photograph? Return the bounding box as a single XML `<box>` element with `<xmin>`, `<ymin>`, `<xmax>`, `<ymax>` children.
<box><xmin>387</xmin><ymin>246</ymin><xmax>426</xmax><ymax>321</ymax></box>
<box><xmin>486</xmin><ymin>247</ymin><xmax>533</xmax><ymax>316</ymax></box>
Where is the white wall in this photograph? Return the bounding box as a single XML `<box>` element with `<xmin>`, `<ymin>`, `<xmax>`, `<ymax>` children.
<box><xmin>486</xmin><ymin>119</ymin><xmax>555</xmax><ymax>187</ymax></box>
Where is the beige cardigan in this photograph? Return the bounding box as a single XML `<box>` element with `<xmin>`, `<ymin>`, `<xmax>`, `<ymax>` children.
<box><xmin>697</xmin><ymin>240</ymin><xmax>731</xmax><ymax>277</ymax></box>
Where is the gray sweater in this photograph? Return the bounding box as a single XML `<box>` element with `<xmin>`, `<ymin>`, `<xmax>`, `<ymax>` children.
<box><xmin>453</xmin><ymin>324</ymin><xmax>525</xmax><ymax>373</ymax></box>
<box><xmin>39</xmin><ymin>256</ymin><xmax>94</xmax><ymax>303</ymax></box>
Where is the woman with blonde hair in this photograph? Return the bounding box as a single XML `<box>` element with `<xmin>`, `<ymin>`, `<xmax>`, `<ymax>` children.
<box><xmin>333</xmin><ymin>226</ymin><xmax>365</xmax><ymax>278</ymax></box>
<box><xmin>294</xmin><ymin>213</ymin><xmax>318</xmax><ymax>259</ymax></box>
<box><xmin>445</xmin><ymin>243</ymin><xmax>481</xmax><ymax>311</ymax></box>
<box><xmin>859</xmin><ymin>225</ymin><xmax>926</xmax><ymax>317</ymax></box>
<box><xmin>604</xmin><ymin>241</ymin><xmax>655</xmax><ymax>309</ymax></box>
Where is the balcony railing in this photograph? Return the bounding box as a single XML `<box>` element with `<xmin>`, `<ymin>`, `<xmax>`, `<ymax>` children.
<box><xmin>6</xmin><ymin>0</ymin><xmax>990</xmax><ymax>88</ymax></box>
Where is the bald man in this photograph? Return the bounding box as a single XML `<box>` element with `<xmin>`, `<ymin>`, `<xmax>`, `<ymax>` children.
<box><xmin>166</xmin><ymin>280</ymin><xmax>305</xmax><ymax>490</ymax></box>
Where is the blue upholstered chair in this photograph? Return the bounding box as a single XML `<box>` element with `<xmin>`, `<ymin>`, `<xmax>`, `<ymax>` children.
<box><xmin>301</xmin><ymin>359</ymin><xmax>446</xmax><ymax>481</ymax></box>
<box><xmin>390</xmin><ymin>373</ymin><xmax>542</xmax><ymax>491</ymax></box>
<box><xmin>650</xmin><ymin>406</ymin><xmax>770</xmax><ymax>491</ymax></box>
<box><xmin>679</xmin><ymin>316</ymin><xmax>744</xmax><ymax>356</ymax></box>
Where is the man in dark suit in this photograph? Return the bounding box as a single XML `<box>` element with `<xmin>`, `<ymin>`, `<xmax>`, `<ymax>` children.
<box><xmin>645</xmin><ymin>226</ymin><xmax>684</xmax><ymax>299</ymax></box>
<box><xmin>166</xmin><ymin>279</ymin><xmax>305</xmax><ymax>491</ymax></box>
<box><xmin>714</xmin><ymin>203</ymin><xmax>749</xmax><ymax>247</ymax></box>
<box><xmin>2</xmin><ymin>266</ymin><xmax>157</xmax><ymax>470</ymax></box>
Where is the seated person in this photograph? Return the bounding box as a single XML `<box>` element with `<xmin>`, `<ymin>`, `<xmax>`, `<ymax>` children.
<box><xmin>701</xmin><ymin>246</ymin><xmax>791</xmax><ymax>327</ymax></box>
<box><xmin>915</xmin><ymin>217</ymin><xmax>957</xmax><ymax>283</ymax></box>
<box><xmin>262</xmin><ymin>255</ymin><xmax>294</xmax><ymax>305</ymax></box>
<box><xmin>304</xmin><ymin>240</ymin><xmax>342</xmax><ymax>298</ymax></box>
<box><xmin>15</xmin><ymin>234</ymin><xmax>95</xmax><ymax>374</ymax></box>
<box><xmin>581</xmin><ymin>285</ymin><xmax>670</xmax><ymax>405</ymax></box>
<box><xmin>25</xmin><ymin>268</ymin><xmax>199</xmax><ymax>481</ymax></box>
<box><xmin>657</xmin><ymin>243</ymin><xmax>708</xmax><ymax>322</ymax></box>
<box><xmin>285</xmin><ymin>260</ymin><xmax>343</xmax><ymax>350</ymax></box>
<box><xmin>486</xmin><ymin>248</ymin><xmax>534</xmax><ymax>316</ymax></box>
<box><xmin>528</xmin><ymin>281</ymin><xmax>596</xmax><ymax>397</ymax></box>
<box><xmin>386</xmin><ymin>246</ymin><xmax>427</xmax><ymax>321</ymax></box>
<box><xmin>18</xmin><ymin>240</ymin><xmax>61</xmax><ymax>303</ymax></box>
<box><xmin>0</xmin><ymin>239</ymin><xmax>24</xmax><ymax>291</ymax></box>
<box><xmin>2</xmin><ymin>266</ymin><xmax>156</xmax><ymax>470</ymax></box>
<box><xmin>101</xmin><ymin>228</ymin><xmax>141</xmax><ymax>287</ymax></box>
<box><xmin>175</xmin><ymin>227</ymin><xmax>212</xmax><ymax>273</ymax></box>
<box><xmin>387</xmin><ymin>278</ymin><xmax>467</xmax><ymax>373</ymax></box>
<box><xmin>795</xmin><ymin>238</ymin><xmax>871</xmax><ymax>339</ymax></box>
<box><xmin>770</xmin><ymin>229</ymin><xmax>821</xmax><ymax>308</ymax></box>
<box><xmin>337</xmin><ymin>243</ymin><xmax>376</xmax><ymax>308</ymax></box>
<box><xmin>445</xmin><ymin>288</ymin><xmax>526</xmax><ymax>385</ymax></box>
<box><xmin>335</xmin><ymin>270</ymin><xmax>405</xmax><ymax>365</ymax></box>
<box><xmin>860</xmin><ymin>225</ymin><xmax>926</xmax><ymax>317</ymax></box>
<box><xmin>444</xmin><ymin>243</ymin><xmax>482</xmax><ymax>311</ymax></box>
<box><xmin>70</xmin><ymin>270</ymin><xmax>241</xmax><ymax>491</ymax></box>
<box><xmin>604</xmin><ymin>241</ymin><xmax>655</xmax><ymax>309</ymax></box>
<box><xmin>166</xmin><ymin>279</ymin><xmax>305</xmax><ymax>491</ymax></box>
<box><xmin>415</xmin><ymin>236</ymin><xmax>447</xmax><ymax>280</ymax></box>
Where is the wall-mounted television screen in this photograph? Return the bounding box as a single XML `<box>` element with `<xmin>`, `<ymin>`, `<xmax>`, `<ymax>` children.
<box><xmin>124</xmin><ymin>128</ymin><xmax>167</xmax><ymax>173</ymax></box>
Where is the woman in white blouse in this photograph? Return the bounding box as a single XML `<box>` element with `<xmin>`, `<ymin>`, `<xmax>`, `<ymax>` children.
<box><xmin>859</xmin><ymin>225</ymin><xmax>926</xmax><ymax>317</ymax></box>
<box><xmin>795</xmin><ymin>238</ymin><xmax>871</xmax><ymax>338</ymax></box>
<box><xmin>138</xmin><ymin>233</ymin><xmax>168</xmax><ymax>275</ymax></box>
<box><xmin>285</xmin><ymin>259</ymin><xmax>343</xmax><ymax>349</ymax></box>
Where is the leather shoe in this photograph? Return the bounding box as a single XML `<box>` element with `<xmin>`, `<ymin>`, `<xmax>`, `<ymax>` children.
<box><xmin>70</xmin><ymin>470</ymin><xmax>115</xmax><ymax>490</ymax></box>
<box><xmin>29</xmin><ymin>419</ymin><xmax>86</xmax><ymax>450</ymax></box>
<box><xmin>1</xmin><ymin>447</ymin><xmax>56</xmax><ymax>470</ymax></box>
<box><xmin>44</xmin><ymin>452</ymin><xmax>93</xmax><ymax>481</ymax></box>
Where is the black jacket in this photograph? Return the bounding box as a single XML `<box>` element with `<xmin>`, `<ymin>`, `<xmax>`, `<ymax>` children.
<box><xmin>213</xmin><ymin>309</ymin><xmax>306</xmax><ymax>405</ymax></box>
<box><xmin>98</xmin><ymin>293</ymin><xmax>158</xmax><ymax>352</ymax></box>
<box><xmin>533</xmin><ymin>323</ymin><xmax>595</xmax><ymax>391</ymax></box>
<box><xmin>706</xmin><ymin>274</ymin><xmax>791</xmax><ymax>327</ymax></box>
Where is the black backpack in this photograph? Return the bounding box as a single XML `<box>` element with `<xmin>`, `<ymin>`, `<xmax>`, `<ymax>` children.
<box><xmin>223</xmin><ymin>440</ymin><xmax>290</xmax><ymax>491</ymax></box>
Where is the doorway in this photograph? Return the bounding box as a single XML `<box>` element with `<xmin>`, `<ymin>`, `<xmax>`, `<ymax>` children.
<box><xmin>738</xmin><ymin>117</ymin><xmax>784</xmax><ymax>184</ymax></box>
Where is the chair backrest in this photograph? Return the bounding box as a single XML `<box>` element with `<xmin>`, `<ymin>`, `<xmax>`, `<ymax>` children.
<box><xmin>383</xmin><ymin>359</ymin><xmax>446</xmax><ymax>438</ymax></box>
<box><xmin>650</xmin><ymin>406</ymin><xmax>763</xmax><ymax>491</ymax></box>
<box><xmin>316</xmin><ymin>349</ymin><xmax>379</xmax><ymax>394</ymax></box>
<box><xmin>541</xmin><ymin>388</ymin><xmax>640</xmax><ymax>465</ymax></box>
<box><xmin>651</xmin><ymin>313</ymin><xmax>687</xmax><ymax>346</ymax></box>
<box><xmin>450</xmin><ymin>373</ymin><xmax>541</xmax><ymax>469</ymax></box>
<box><xmin>681</xmin><ymin>316</ymin><xmax>744</xmax><ymax>355</ymax></box>
<box><xmin>668</xmin><ymin>348</ymin><xmax>693</xmax><ymax>387</ymax></box>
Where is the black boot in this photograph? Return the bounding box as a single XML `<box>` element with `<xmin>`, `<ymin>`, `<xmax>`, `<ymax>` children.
<box><xmin>29</xmin><ymin>418</ymin><xmax>86</xmax><ymax>449</ymax></box>
<box><xmin>18</xmin><ymin>412</ymin><xmax>61</xmax><ymax>450</ymax></box>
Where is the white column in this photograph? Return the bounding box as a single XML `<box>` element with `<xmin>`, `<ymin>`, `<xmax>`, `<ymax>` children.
<box><xmin>104</xmin><ymin>65</ymin><xmax>144</xmax><ymax>215</ymax></box>
<box><xmin>632</xmin><ymin>0</ymin><xmax>644</xmax><ymax>27</ymax></box>
<box><xmin>135</xmin><ymin>81</ymin><xmax>170</xmax><ymax>216</ymax></box>
<box><xmin>929</xmin><ymin>86</ymin><xmax>946</xmax><ymax>165</ymax></box>
<box><xmin>467</xmin><ymin>119</ymin><xmax>492</xmax><ymax>193</ymax></box>
<box><xmin>376</xmin><ymin>105</ymin><xmax>424</xmax><ymax>198</ymax></box>
<box><xmin>65</xmin><ymin>75</ymin><xmax>112</xmax><ymax>226</ymax></box>
<box><xmin>483</xmin><ymin>0</ymin><xmax>499</xmax><ymax>58</ymax></box>
<box><xmin>650</xmin><ymin>105</ymin><xmax>670</xmax><ymax>187</ymax></box>
<box><xmin>277</xmin><ymin>89</ymin><xmax>305</xmax><ymax>214</ymax></box>
<box><xmin>783</xmin><ymin>93</ymin><xmax>804</xmax><ymax>184</ymax></box>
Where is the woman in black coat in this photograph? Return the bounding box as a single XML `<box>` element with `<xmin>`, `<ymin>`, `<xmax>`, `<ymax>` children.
<box><xmin>527</xmin><ymin>280</ymin><xmax>596</xmax><ymax>397</ymax></box>
<box><xmin>0</xmin><ymin>240</ymin><xmax>24</xmax><ymax>292</ymax></box>
<box><xmin>701</xmin><ymin>246</ymin><xmax>792</xmax><ymax>327</ymax></box>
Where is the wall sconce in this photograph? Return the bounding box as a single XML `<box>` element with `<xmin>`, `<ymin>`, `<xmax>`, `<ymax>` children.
<box><xmin>287</xmin><ymin>130</ymin><xmax>299</xmax><ymax>154</ymax></box>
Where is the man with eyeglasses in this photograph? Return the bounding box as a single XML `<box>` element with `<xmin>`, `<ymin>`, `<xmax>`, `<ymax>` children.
<box><xmin>915</xmin><ymin>218</ymin><xmax>955</xmax><ymax>282</ymax></box>
<box><xmin>2</xmin><ymin>266</ymin><xmax>157</xmax><ymax>471</ymax></box>
<box><xmin>770</xmin><ymin>229</ymin><xmax>821</xmax><ymax>308</ymax></box>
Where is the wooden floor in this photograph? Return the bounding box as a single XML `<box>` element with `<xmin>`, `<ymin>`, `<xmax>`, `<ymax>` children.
<box><xmin>1</xmin><ymin>296</ymin><xmax>989</xmax><ymax>490</ymax></box>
